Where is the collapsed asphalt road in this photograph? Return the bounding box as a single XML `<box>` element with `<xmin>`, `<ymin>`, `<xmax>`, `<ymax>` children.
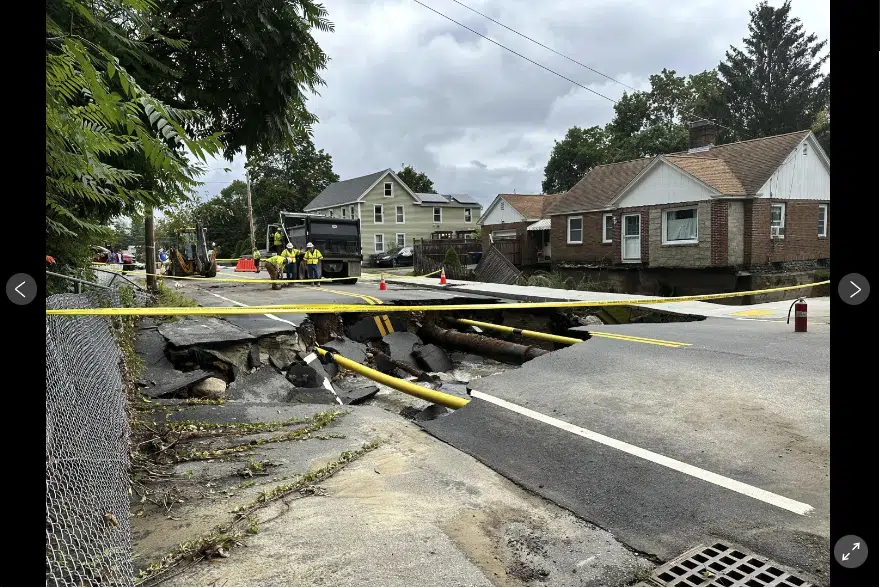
<box><xmin>145</xmin><ymin>274</ymin><xmax>830</xmax><ymax>585</ymax></box>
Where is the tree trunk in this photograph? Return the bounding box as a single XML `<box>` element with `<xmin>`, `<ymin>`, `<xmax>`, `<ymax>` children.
<box><xmin>145</xmin><ymin>209</ymin><xmax>156</xmax><ymax>291</ymax></box>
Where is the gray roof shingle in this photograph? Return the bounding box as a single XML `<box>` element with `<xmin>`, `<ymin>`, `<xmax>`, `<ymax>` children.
<box><xmin>304</xmin><ymin>169</ymin><xmax>390</xmax><ymax>210</ymax></box>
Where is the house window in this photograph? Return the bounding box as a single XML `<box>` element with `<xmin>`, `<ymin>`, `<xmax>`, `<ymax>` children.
<box><xmin>567</xmin><ymin>216</ymin><xmax>583</xmax><ymax>244</ymax></box>
<box><xmin>384</xmin><ymin>182</ymin><xmax>393</xmax><ymax>197</ymax></box>
<box><xmin>374</xmin><ymin>204</ymin><xmax>383</xmax><ymax>224</ymax></box>
<box><xmin>396</xmin><ymin>205</ymin><xmax>405</xmax><ymax>223</ymax></box>
<box><xmin>770</xmin><ymin>203</ymin><xmax>786</xmax><ymax>238</ymax></box>
<box><xmin>602</xmin><ymin>214</ymin><xmax>613</xmax><ymax>243</ymax></box>
<box><xmin>818</xmin><ymin>204</ymin><xmax>828</xmax><ymax>237</ymax></box>
<box><xmin>802</xmin><ymin>143</ymin><xmax>808</xmax><ymax>156</ymax></box>
<box><xmin>662</xmin><ymin>207</ymin><xmax>698</xmax><ymax>244</ymax></box>
<box><xmin>328</xmin><ymin>210</ymin><xmax>334</xmax><ymax>218</ymax></box>
<box><xmin>341</xmin><ymin>207</ymin><xmax>347</xmax><ymax>219</ymax></box>
<box><xmin>433</xmin><ymin>207</ymin><xmax>442</xmax><ymax>223</ymax></box>
<box><xmin>374</xmin><ymin>234</ymin><xmax>385</xmax><ymax>252</ymax></box>
<box><xmin>396</xmin><ymin>233</ymin><xmax>406</xmax><ymax>248</ymax></box>
<box><xmin>500</xmin><ymin>202</ymin><xmax>505</xmax><ymax>210</ymax></box>
<box><xmin>350</xmin><ymin>206</ymin><xmax>356</xmax><ymax>219</ymax></box>
<box><xmin>464</xmin><ymin>208</ymin><xmax>472</xmax><ymax>223</ymax></box>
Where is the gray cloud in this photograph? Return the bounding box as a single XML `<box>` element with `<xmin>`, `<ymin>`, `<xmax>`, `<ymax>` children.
<box><xmin>199</xmin><ymin>0</ymin><xmax>829</xmax><ymax>210</ymax></box>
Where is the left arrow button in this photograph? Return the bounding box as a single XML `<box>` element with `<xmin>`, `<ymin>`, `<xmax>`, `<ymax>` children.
<box><xmin>6</xmin><ymin>274</ymin><xmax>36</xmax><ymax>305</ymax></box>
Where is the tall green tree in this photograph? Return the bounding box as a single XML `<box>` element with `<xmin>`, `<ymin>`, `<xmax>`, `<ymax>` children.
<box><xmin>248</xmin><ymin>136</ymin><xmax>340</xmax><ymax>234</ymax></box>
<box><xmin>194</xmin><ymin>181</ymin><xmax>251</xmax><ymax>256</ymax></box>
<box><xmin>46</xmin><ymin>0</ymin><xmax>222</xmax><ymax>271</ymax></box>
<box><xmin>396</xmin><ymin>165</ymin><xmax>437</xmax><ymax>194</ymax></box>
<box><xmin>125</xmin><ymin>0</ymin><xmax>334</xmax><ymax>159</ymax></box>
<box><xmin>811</xmin><ymin>103</ymin><xmax>830</xmax><ymax>157</ymax></box>
<box><xmin>717</xmin><ymin>0</ymin><xmax>829</xmax><ymax>140</ymax></box>
<box><xmin>542</xmin><ymin>126</ymin><xmax>608</xmax><ymax>193</ymax></box>
<box><xmin>604</xmin><ymin>69</ymin><xmax>724</xmax><ymax>162</ymax></box>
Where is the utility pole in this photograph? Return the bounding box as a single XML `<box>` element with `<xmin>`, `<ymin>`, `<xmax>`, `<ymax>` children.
<box><xmin>144</xmin><ymin>208</ymin><xmax>156</xmax><ymax>291</ymax></box>
<box><xmin>245</xmin><ymin>170</ymin><xmax>256</xmax><ymax>253</ymax></box>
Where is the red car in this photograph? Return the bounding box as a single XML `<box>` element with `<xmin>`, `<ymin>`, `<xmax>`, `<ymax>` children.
<box><xmin>92</xmin><ymin>246</ymin><xmax>136</xmax><ymax>270</ymax></box>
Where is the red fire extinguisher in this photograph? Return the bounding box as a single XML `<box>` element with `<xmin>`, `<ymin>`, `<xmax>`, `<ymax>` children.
<box><xmin>787</xmin><ymin>297</ymin><xmax>807</xmax><ymax>332</ymax></box>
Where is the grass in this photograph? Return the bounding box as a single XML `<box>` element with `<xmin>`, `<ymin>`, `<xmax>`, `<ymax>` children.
<box><xmin>172</xmin><ymin>410</ymin><xmax>348</xmax><ymax>462</ymax></box>
<box><xmin>152</xmin><ymin>282</ymin><xmax>198</xmax><ymax>323</ymax></box>
<box><xmin>523</xmin><ymin>270</ymin><xmax>617</xmax><ymax>293</ymax></box>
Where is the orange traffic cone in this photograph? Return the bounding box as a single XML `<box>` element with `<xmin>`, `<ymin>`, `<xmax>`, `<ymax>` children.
<box><xmin>379</xmin><ymin>275</ymin><xmax>387</xmax><ymax>291</ymax></box>
<box><xmin>439</xmin><ymin>268</ymin><xmax>447</xmax><ymax>285</ymax></box>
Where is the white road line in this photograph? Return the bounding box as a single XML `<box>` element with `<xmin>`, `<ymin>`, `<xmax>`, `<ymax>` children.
<box><xmin>206</xmin><ymin>292</ymin><xmax>298</xmax><ymax>326</ymax></box>
<box><xmin>468</xmin><ymin>389</ymin><xmax>814</xmax><ymax>516</ymax></box>
<box><xmin>302</xmin><ymin>352</ymin><xmax>344</xmax><ymax>405</ymax></box>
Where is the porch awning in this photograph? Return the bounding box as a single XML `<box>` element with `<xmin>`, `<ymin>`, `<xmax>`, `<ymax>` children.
<box><xmin>526</xmin><ymin>218</ymin><xmax>551</xmax><ymax>231</ymax></box>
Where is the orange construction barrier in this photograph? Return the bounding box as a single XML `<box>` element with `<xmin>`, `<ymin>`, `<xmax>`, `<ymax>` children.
<box><xmin>234</xmin><ymin>257</ymin><xmax>258</xmax><ymax>272</ymax></box>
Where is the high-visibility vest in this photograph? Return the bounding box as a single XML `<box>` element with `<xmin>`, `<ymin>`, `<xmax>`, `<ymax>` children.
<box><xmin>273</xmin><ymin>232</ymin><xmax>282</xmax><ymax>245</ymax></box>
<box><xmin>304</xmin><ymin>249</ymin><xmax>323</xmax><ymax>265</ymax></box>
<box><xmin>285</xmin><ymin>248</ymin><xmax>300</xmax><ymax>260</ymax></box>
<box><xmin>266</xmin><ymin>255</ymin><xmax>286</xmax><ymax>267</ymax></box>
<box><xmin>252</xmin><ymin>249</ymin><xmax>260</xmax><ymax>260</ymax></box>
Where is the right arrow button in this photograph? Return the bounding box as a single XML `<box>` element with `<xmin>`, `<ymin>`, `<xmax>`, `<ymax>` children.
<box><xmin>838</xmin><ymin>273</ymin><xmax>870</xmax><ymax>305</ymax></box>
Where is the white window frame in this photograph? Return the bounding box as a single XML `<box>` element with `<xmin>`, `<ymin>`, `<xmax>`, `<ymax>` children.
<box><xmin>770</xmin><ymin>202</ymin><xmax>786</xmax><ymax>239</ymax></box>
<box><xmin>602</xmin><ymin>214</ymin><xmax>613</xmax><ymax>243</ymax></box>
<box><xmin>567</xmin><ymin>216</ymin><xmax>583</xmax><ymax>244</ymax></box>
<box><xmin>395</xmin><ymin>205</ymin><xmax>405</xmax><ymax>224</ymax></box>
<box><xmin>464</xmin><ymin>208</ymin><xmax>472</xmax><ymax>223</ymax></box>
<box><xmin>328</xmin><ymin>210</ymin><xmax>334</xmax><ymax>218</ymax></box>
<box><xmin>374</xmin><ymin>234</ymin><xmax>385</xmax><ymax>253</ymax></box>
<box><xmin>396</xmin><ymin>233</ymin><xmax>406</xmax><ymax>248</ymax></box>
<box><xmin>818</xmin><ymin>204</ymin><xmax>828</xmax><ymax>237</ymax></box>
<box><xmin>661</xmin><ymin>206</ymin><xmax>699</xmax><ymax>245</ymax></box>
<box><xmin>341</xmin><ymin>207</ymin><xmax>347</xmax><ymax>219</ymax></box>
<box><xmin>350</xmin><ymin>205</ymin><xmax>356</xmax><ymax>219</ymax></box>
<box><xmin>373</xmin><ymin>204</ymin><xmax>384</xmax><ymax>224</ymax></box>
<box><xmin>433</xmin><ymin>207</ymin><xmax>442</xmax><ymax>223</ymax></box>
<box><xmin>383</xmin><ymin>182</ymin><xmax>393</xmax><ymax>198</ymax></box>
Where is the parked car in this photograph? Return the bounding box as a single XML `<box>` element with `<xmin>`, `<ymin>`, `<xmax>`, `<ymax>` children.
<box><xmin>92</xmin><ymin>246</ymin><xmax>137</xmax><ymax>271</ymax></box>
<box><xmin>374</xmin><ymin>246</ymin><xmax>414</xmax><ymax>268</ymax></box>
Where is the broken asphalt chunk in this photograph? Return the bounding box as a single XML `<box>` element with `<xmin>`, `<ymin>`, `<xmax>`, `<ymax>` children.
<box><xmin>157</xmin><ymin>317</ymin><xmax>254</xmax><ymax>348</ymax></box>
<box><xmin>285</xmin><ymin>387</ymin><xmax>338</xmax><ymax>405</ymax></box>
<box><xmin>413</xmin><ymin>343</ymin><xmax>454</xmax><ymax>372</ymax></box>
<box><xmin>339</xmin><ymin>385</ymin><xmax>379</xmax><ymax>405</ymax></box>
<box><xmin>285</xmin><ymin>364</ymin><xmax>320</xmax><ymax>388</ymax></box>
<box><xmin>322</xmin><ymin>337</ymin><xmax>368</xmax><ymax>364</ymax></box>
<box><xmin>141</xmin><ymin>369</ymin><xmax>212</xmax><ymax>399</ymax></box>
<box><xmin>347</xmin><ymin>315</ymin><xmax>408</xmax><ymax>343</ymax></box>
<box><xmin>382</xmin><ymin>331</ymin><xmax>423</xmax><ymax>370</ymax></box>
<box><xmin>248</xmin><ymin>344</ymin><xmax>261</xmax><ymax>370</ymax></box>
<box><xmin>226</xmin><ymin>367</ymin><xmax>294</xmax><ymax>403</ymax></box>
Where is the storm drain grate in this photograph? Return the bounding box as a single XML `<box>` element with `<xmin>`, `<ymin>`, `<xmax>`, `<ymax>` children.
<box><xmin>649</xmin><ymin>541</ymin><xmax>811</xmax><ymax>587</ymax></box>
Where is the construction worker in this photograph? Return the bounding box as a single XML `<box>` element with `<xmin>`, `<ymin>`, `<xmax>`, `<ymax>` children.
<box><xmin>303</xmin><ymin>242</ymin><xmax>323</xmax><ymax>280</ymax></box>
<box><xmin>283</xmin><ymin>243</ymin><xmax>300</xmax><ymax>280</ymax></box>
<box><xmin>273</xmin><ymin>228</ymin><xmax>283</xmax><ymax>254</ymax></box>
<box><xmin>252</xmin><ymin>247</ymin><xmax>261</xmax><ymax>272</ymax></box>
<box><xmin>264</xmin><ymin>253</ymin><xmax>287</xmax><ymax>290</ymax></box>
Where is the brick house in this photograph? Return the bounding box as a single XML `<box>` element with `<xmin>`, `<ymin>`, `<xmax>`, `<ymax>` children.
<box><xmin>546</xmin><ymin>123</ymin><xmax>830</xmax><ymax>274</ymax></box>
<box><xmin>478</xmin><ymin>193</ymin><xmax>562</xmax><ymax>265</ymax></box>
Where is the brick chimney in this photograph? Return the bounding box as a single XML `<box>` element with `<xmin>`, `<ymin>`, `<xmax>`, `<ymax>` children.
<box><xmin>688</xmin><ymin>120</ymin><xmax>717</xmax><ymax>153</ymax></box>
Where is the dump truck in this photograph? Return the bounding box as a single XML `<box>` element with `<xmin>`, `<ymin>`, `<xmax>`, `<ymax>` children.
<box><xmin>266</xmin><ymin>212</ymin><xmax>362</xmax><ymax>283</ymax></box>
<box><xmin>167</xmin><ymin>221</ymin><xmax>217</xmax><ymax>278</ymax></box>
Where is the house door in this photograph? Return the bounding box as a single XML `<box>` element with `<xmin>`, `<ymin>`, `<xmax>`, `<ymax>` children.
<box><xmin>543</xmin><ymin>230</ymin><xmax>551</xmax><ymax>258</ymax></box>
<box><xmin>622</xmin><ymin>214</ymin><xmax>641</xmax><ymax>261</ymax></box>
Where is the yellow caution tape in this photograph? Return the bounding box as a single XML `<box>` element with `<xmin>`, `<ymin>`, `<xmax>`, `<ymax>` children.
<box><xmin>45</xmin><ymin>281</ymin><xmax>828</xmax><ymax>316</ymax></box>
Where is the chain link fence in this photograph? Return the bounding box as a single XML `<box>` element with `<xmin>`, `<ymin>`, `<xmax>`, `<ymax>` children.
<box><xmin>46</xmin><ymin>286</ymin><xmax>151</xmax><ymax>587</ymax></box>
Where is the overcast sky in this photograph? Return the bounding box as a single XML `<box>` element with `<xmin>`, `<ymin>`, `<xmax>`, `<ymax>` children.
<box><xmin>196</xmin><ymin>0</ymin><xmax>829</xmax><ymax>210</ymax></box>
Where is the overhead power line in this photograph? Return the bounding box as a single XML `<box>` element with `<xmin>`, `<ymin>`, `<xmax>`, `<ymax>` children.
<box><xmin>410</xmin><ymin>0</ymin><xmax>619</xmax><ymax>104</ymax></box>
<box><xmin>415</xmin><ymin>0</ymin><xmax>732</xmax><ymax>131</ymax></box>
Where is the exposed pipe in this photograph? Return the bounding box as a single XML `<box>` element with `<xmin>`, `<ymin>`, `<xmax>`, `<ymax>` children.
<box><xmin>417</xmin><ymin>322</ymin><xmax>548</xmax><ymax>365</ymax></box>
<box><xmin>370</xmin><ymin>349</ymin><xmax>434</xmax><ymax>380</ymax></box>
<box><xmin>315</xmin><ymin>347</ymin><xmax>468</xmax><ymax>409</ymax></box>
<box><xmin>452</xmin><ymin>318</ymin><xmax>588</xmax><ymax>346</ymax></box>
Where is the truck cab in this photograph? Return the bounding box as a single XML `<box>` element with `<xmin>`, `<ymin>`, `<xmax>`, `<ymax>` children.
<box><xmin>266</xmin><ymin>212</ymin><xmax>362</xmax><ymax>284</ymax></box>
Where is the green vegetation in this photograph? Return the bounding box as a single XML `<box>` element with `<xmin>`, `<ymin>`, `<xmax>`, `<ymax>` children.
<box><xmin>443</xmin><ymin>247</ymin><xmax>462</xmax><ymax>269</ymax></box>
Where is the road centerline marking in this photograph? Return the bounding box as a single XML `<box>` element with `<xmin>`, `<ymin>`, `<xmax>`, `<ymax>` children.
<box><xmin>468</xmin><ymin>389</ymin><xmax>814</xmax><ymax>516</ymax></box>
<box><xmin>588</xmin><ymin>332</ymin><xmax>692</xmax><ymax>348</ymax></box>
<box><xmin>205</xmin><ymin>291</ymin><xmax>298</xmax><ymax>326</ymax></box>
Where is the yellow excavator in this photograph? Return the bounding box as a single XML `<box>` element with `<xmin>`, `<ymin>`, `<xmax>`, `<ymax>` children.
<box><xmin>167</xmin><ymin>221</ymin><xmax>217</xmax><ymax>278</ymax></box>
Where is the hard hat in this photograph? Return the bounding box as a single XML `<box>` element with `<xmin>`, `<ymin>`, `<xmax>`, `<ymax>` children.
<box><xmin>211</xmin><ymin>242</ymin><xmax>216</xmax><ymax>247</ymax></box>
<box><xmin>306</xmin><ymin>242</ymin><xmax>314</xmax><ymax>248</ymax></box>
<box><xmin>286</xmin><ymin>243</ymin><xmax>294</xmax><ymax>249</ymax></box>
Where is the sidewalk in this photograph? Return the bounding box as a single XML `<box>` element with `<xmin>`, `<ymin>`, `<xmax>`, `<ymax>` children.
<box><xmin>381</xmin><ymin>276</ymin><xmax>830</xmax><ymax>323</ymax></box>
